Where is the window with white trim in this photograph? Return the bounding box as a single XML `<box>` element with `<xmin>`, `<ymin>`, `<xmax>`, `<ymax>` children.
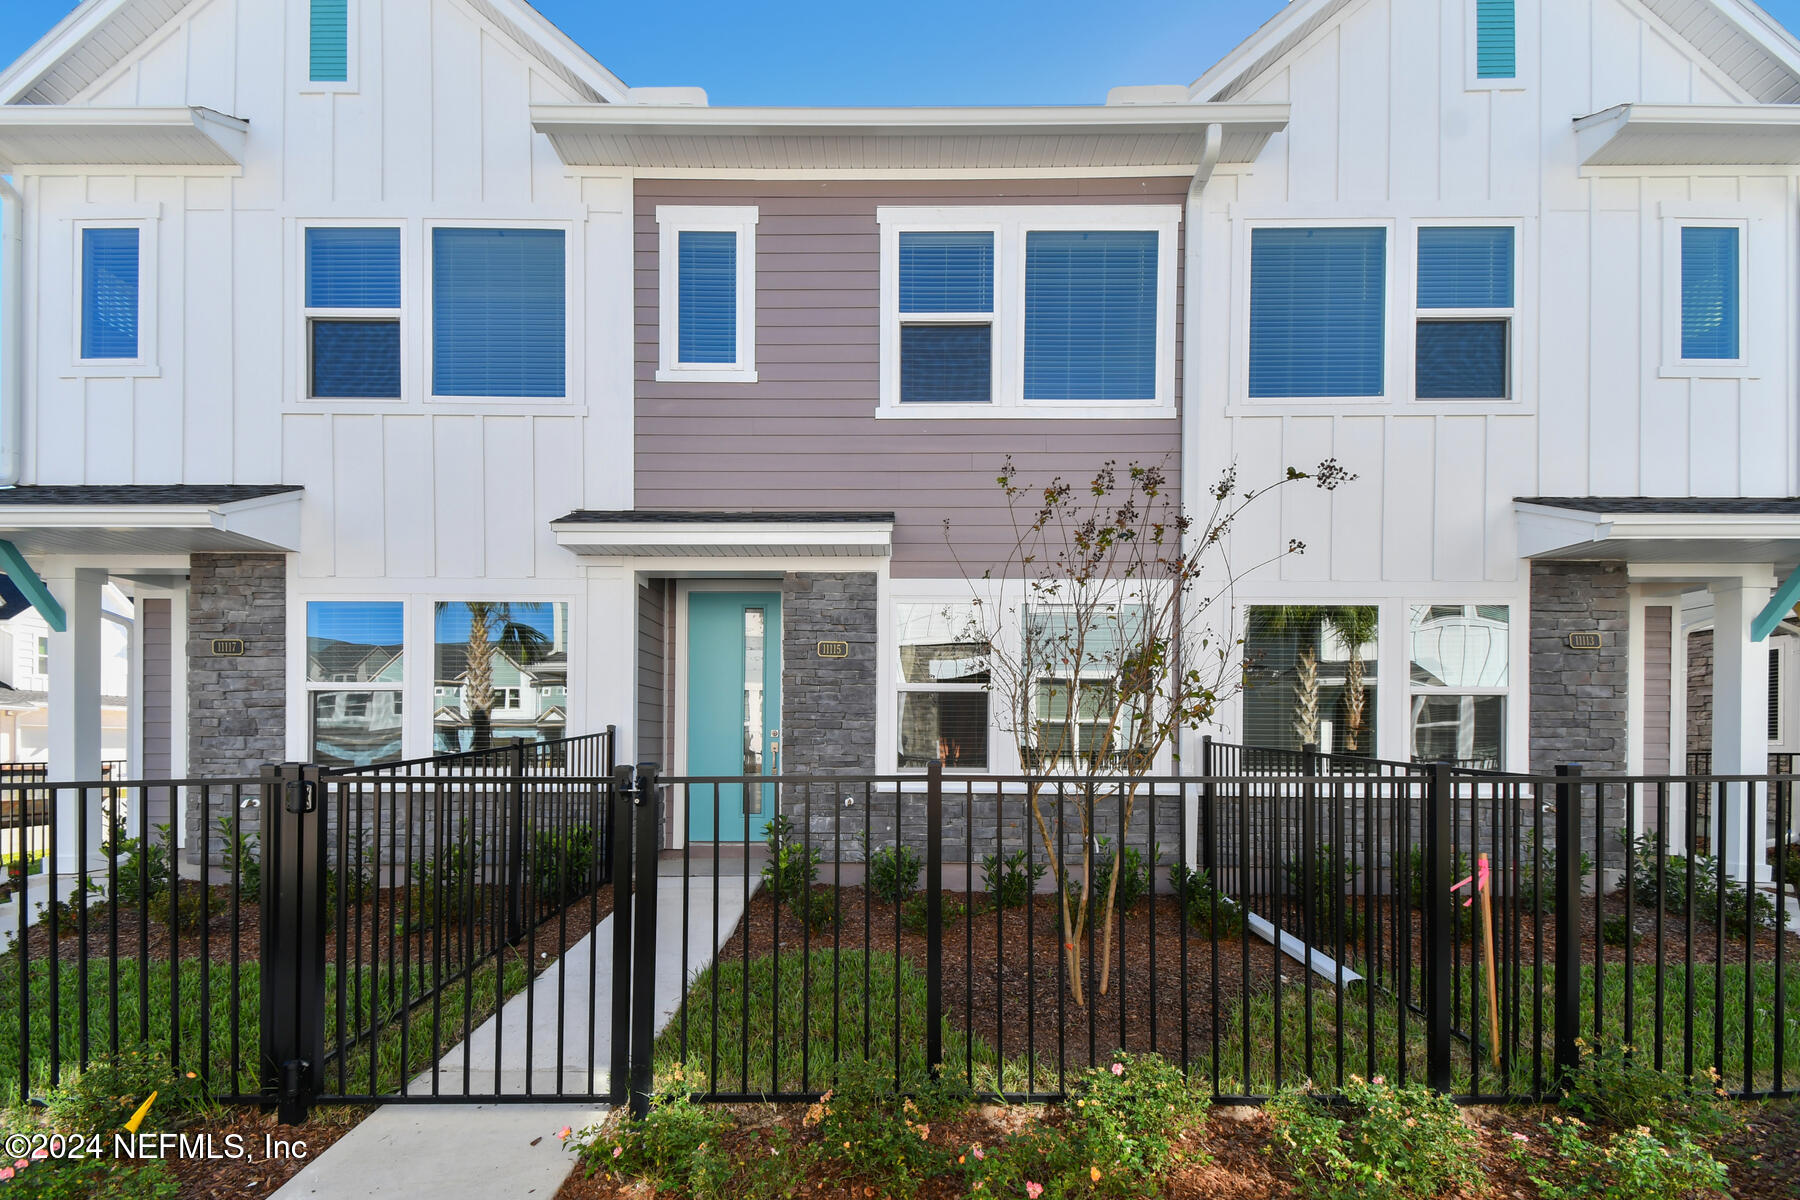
<box><xmin>1415</xmin><ymin>226</ymin><xmax>1514</xmax><ymax>401</ymax></box>
<box><xmin>1023</xmin><ymin>604</ymin><xmax>1153</xmax><ymax>770</ymax></box>
<box><xmin>878</xmin><ymin>206</ymin><xmax>1179</xmax><ymax>417</ymax></box>
<box><xmin>1660</xmin><ymin>217</ymin><xmax>1749</xmax><ymax>377</ymax></box>
<box><xmin>655</xmin><ymin>206</ymin><xmax>758</xmax><ymax>383</ymax></box>
<box><xmin>896</xmin><ymin>602</ymin><xmax>990</xmax><ymax>770</ymax></box>
<box><xmin>305</xmin><ymin>226</ymin><xmax>401</xmax><ymax>399</ymax></box>
<box><xmin>1248</xmin><ymin>226</ymin><xmax>1386</xmax><ymax>399</ymax></box>
<box><xmin>72</xmin><ymin>216</ymin><xmax>157</xmax><ymax>374</ymax></box>
<box><xmin>1407</xmin><ymin>604</ymin><xmax>1508</xmax><ymax>770</ymax></box>
<box><xmin>306</xmin><ymin>601</ymin><xmax>404</xmax><ymax>768</ymax></box>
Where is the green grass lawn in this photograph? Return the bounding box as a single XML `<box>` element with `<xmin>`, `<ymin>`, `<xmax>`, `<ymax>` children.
<box><xmin>0</xmin><ymin>952</ymin><xmax>532</xmax><ymax>1111</ymax></box>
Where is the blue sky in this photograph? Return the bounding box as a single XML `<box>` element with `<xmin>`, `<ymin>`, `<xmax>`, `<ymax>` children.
<box><xmin>9</xmin><ymin>0</ymin><xmax>1795</xmax><ymax>105</ymax></box>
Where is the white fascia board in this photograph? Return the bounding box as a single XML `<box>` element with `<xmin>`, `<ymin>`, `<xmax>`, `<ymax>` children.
<box><xmin>1513</xmin><ymin>503</ymin><xmax>1612</xmax><ymax>559</ymax></box>
<box><xmin>551</xmin><ymin>521</ymin><xmax>893</xmax><ymax>554</ymax></box>
<box><xmin>0</xmin><ymin>495</ymin><xmax>301</xmax><ymax>552</ymax></box>
<box><xmin>1516</xmin><ymin>500</ymin><xmax>1800</xmax><ymax>557</ymax></box>
<box><xmin>1186</xmin><ymin>0</ymin><xmax>1334</xmax><ymax>99</ymax></box>
<box><xmin>0</xmin><ymin>0</ymin><xmax>118</xmax><ymax>105</ymax></box>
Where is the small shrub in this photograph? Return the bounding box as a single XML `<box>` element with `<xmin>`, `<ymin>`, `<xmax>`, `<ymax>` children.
<box><xmin>1601</xmin><ymin>913</ymin><xmax>1640</xmax><ymax>948</ymax></box>
<box><xmin>408</xmin><ymin>826</ymin><xmax>481</xmax><ymax>930</ymax></box>
<box><xmin>1624</xmin><ymin>833</ymin><xmax>1782</xmax><ymax>933</ymax></box>
<box><xmin>1168</xmin><ymin>861</ymin><xmax>1243</xmax><ymax>937</ymax></box>
<box><xmin>100</xmin><ymin>820</ymin><xmax>171</xmax><ymax>906</ymax></box>
<box><xmin>1406</xmin><ymin>845</ymin><xmax>1473</xmax><ymax>934</ymax></box>
<box><xmin>1089</xmin><ymin>838</ymin><xmax>1157</xmax><ymax>915</ymax></box>
<box><xmin>761</xmin><ymin>815</ymin><xmax>820</xmax><ymax>906</ymax></box>
<box><xmin>1286</xmin><ymin>842</ymin><xmax>1364</xmax><ymax>943</ymax></box>
<box><xmin>215</xmin><ymin>815</ymin><xmax>259</xmax><ymax>899</ymax></box>
<box><xmin>900</xmin><ymin>892</ymin><xmax>981</xmax><ymax>933</ymax></box>
<box><xmin>867</xmin><ymin>841</ymin><xmax>924</xmax><ymax>905</ymax></box>
<box><xmin>1515</xmin><ymin>1116</ymin><xmax>1728</xmax><ymax>1200</ymax></box>
<box><xmin>35</xmin><ymin>880</ymin><xmax>101</xmax><ymax>933</ymax></box>
<box><xmin>1559</xmin><ymin>1039</ymin><xmax>1727</xmax><ymax>1139</ymax></box>
<box><xmin>324</xmin><ymin>847</ymin><xmax>376</xmax><ymax>922</ymax></box>
<box><xmin>0</xmin><ymin>1154</ymin><xmax>180</xmax><ymax>1199</ymax></box>
<box><xmin>576</xmin><ymin>1064</ymin><xmax>749</xmax><ymax>1198</ymax></box>
<box><xmin>533</xmin><ymin>824</ymin><xmax>596</xmax><ymax>906</ymax></box>
<box><xmin>1517</xmin><ymin>829</ymin><xmax>1594</xmax><ymax>915</ymax></box>
<box><xmin>1267</xmin><ymin>1076</ymin><xmax>1479</xmax><ymax>1200</ymax></box>
<box><xmin>146</xmin><ymin>879</ymin><xmax>216</xmax><ymax>932</ymax></box>
<box><xmin>41</xmin><ymin>1048</ymin><xmax>214</xmax><ymax>1137</ymax></box>
<box><xmin>982</xmin><ymin>847</ymin><xmax>1045</xmax><ymax>909</ymax></box>
<box><xmin>804</xmin><ymin>1058</ymin><xmax>965</xmax><ymax>1200</ymax></box>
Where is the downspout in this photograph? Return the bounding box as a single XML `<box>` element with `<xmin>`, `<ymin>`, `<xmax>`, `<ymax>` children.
<box><xmin>1179</xmin><ymin>124</ymin><xmax>1223</xmax><ymax>773</ymax></box>
<box><xmin>0</xmin><ymin>175</ymin><xmax>22</xmax><ymax>486</ymax></box>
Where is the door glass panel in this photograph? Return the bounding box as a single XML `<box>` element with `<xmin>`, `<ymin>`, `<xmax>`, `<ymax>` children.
<box><xmin>743</xmin><ymin>608</ymin><xmax>765</xmax><ymax>810</ymax></box>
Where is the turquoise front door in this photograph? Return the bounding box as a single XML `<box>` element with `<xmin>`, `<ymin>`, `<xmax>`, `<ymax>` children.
<box><xmin>686</xmin><ymin>591</ymin><xmax>781</xmax><ymax>842</ymax></box>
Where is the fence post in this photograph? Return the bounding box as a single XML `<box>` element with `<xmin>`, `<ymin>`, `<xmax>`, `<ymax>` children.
<box><xmin>505</xmin><ymin>741</ymin><xmax>528</xmax><ymax>944</ymax></box>
<box><xmin>259</xmin><ymin>762</ymin><xmax>325</xmax><ymax>1126</ymax></box>
<box><xmin>608</xmin><ymin>764</ymin><xmax>636</xmax><ymax>1107</ymax></box>
<box><xmin>1425</xmin><ymin>762</ymin><xmax>1453</xmax><ymax>1093</ymax></box>
<box><xmin>1302</xmin><ymin>744</ymin><xmax>1319</xmax><ymax>949</ymax></box>
<box><xmin>925</xmin><ymin>759</ymin><xmax>944</xmax><ymax>1078</ymax></box>
<box><xmin>600</xmin><ymin>726</ymin><xmax>618</xmax><ymax>886</ymax></box>
<box><xmin>1200</xmin><ymin>735</ymin><xmax>1215</xmax><ymax>874</ymax></box>
<box><xmin>628</xmin><ymin>763</ymin><xmax>662</xmax><ymax>1119</ymax></box>
<box><xmin>1554</xmin><ymin>764</ymin><xmax>1583</xmax><ymax>1088</ymax></box>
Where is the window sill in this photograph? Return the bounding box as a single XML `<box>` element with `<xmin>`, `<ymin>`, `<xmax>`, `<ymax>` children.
<box><xmin>64</xmin><ymin>362</ymin><xmax>159</xmax><ymax>379</ymax></box>
<box><xmin>1658</xmin><ymin>363</ymin><xmax>1757</xmax><ymax>381</ymax></box>
<box><xmin>655</xmin><ymin>367</ymin><xmax>758</xmax><ymax>384</ymax></box>
<box><xmin>876</xmin><ymin>402</ymin><xmax>1176</xmax><ymax>421</ymax></box>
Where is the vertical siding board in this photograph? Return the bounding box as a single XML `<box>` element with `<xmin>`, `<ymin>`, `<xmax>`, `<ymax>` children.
<box><xmin>1382</xmin><ymin>417</ymin><xmax>1434</xmax><ymax>582</ymax></box>
<box><xmin>382</xmin><ymin>415</ymin><xmax>436</xmax><ymax>578</ymax></box>
<box><xmin>1644</xmin><ymin>605</ymin><xmax>1673</xmax><ymax>775</ymax></box>
<box><xmin>633</xmin><ymin>179</ymin><xmax>1185</xmax><ymax>578</ymax></box>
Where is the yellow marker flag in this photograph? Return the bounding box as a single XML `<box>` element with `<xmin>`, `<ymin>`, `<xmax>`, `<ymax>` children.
<box><xmin>123</xmin><ymin>1091</ymin><xmax>157</xmax><ymax>1134</ymax></box>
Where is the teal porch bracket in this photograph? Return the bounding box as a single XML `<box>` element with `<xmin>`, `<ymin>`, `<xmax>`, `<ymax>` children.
<box><xmin>0</xmin><ymin>540</ymin><xmax>65</xmax><ymax>632</ymax></box>
<box><xmin>1752</xmin><ymin>564</ymin><xmax>1800</xmax><ymax>642</ymax></box>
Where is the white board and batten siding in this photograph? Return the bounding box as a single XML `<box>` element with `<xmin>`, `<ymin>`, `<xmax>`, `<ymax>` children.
<box><xmin>12</xmin><ymin>0</ymin><xmax>639</xmax><ymax>758</ymax></box>
<box><xmin>1188</xmin><ymin>0</ymin><xmax>1797</xmax><ymax>768</ymax></box>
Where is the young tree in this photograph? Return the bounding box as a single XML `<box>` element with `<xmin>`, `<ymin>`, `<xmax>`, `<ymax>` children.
<box><xmin>945</xmin><ymin>455</ymin><xmax>1354</xmax><ymax>1003</ymax></box>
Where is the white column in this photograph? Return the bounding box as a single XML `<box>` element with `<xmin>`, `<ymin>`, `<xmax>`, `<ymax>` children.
<box><xmin>45</xmin><ymin>566</ymin><xmax>106</xmax><ymax>872</ymax></box>
<box><xmin>1709</xmin><ymin>579</ymin><xmax>1771</xmax><ymax>881</ymax></box>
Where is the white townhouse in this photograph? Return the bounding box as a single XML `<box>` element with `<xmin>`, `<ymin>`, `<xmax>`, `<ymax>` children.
<box><xmin>0</xmin><ymin>0</ymin><xmax>1795</xmax><ymax>876</ymax></box>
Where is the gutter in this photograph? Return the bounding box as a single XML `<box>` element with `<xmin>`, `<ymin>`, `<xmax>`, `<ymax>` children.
<box><xmin>0</xmin><ymin>175</ymin><xmax>19</xmax><ymax>486</ymax></box>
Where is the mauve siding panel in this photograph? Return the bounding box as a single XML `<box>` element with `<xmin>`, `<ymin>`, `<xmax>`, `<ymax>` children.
<box><xmin>637</xmin><ymin>580</ymin><xmax>666</xmax><ymax>765</ymax></box>
<box><xmin>634</xmin><ymin>179</ymin><xmax>1186</xmax><ymax>577</ymax></box>
<box><xmin>1644</xmin><ymin>605</ymin><xmax>1671</xmax><ymax>776</ymax></box>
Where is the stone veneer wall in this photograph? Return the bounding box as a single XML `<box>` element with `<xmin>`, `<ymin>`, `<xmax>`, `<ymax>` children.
<box><xmin>1686</xmin><ymin>629</ymin><xmax>1713</xmax><ymax>760</ymax></box>
<box><xmin>186</xmin><ymin>553</ymin><xmax>287</xmax><ymax>864</ymax></box>
<box><xmin>1529</xmin><ymin>561</ymin><xmax>1629</xmax><ymax>774</ymax></box>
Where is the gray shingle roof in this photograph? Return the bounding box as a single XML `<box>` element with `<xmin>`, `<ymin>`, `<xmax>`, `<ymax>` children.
<box><xmin>1518</xmin><ymin>496</ymin><xmax>1800</xmax><ymax>515</ymax></box>
<box><xmin>0</xmin><ymin>485</ymin><xmax>303</xmax><ymax>506</ymax></box>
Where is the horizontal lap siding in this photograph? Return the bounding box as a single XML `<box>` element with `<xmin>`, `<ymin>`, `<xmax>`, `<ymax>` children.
<box><xmin>634</xmin><ymin>179</ymin><xmax>1186</xmax><ymax>577</ymax></box>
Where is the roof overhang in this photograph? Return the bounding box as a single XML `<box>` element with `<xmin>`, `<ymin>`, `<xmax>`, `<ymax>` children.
<box><xmin>551</xmin><ymin>511</ymin><xmax>894</xmax><ymax>559</ymax></box>
<box><xmin>0</xmin><ymin>487</ymin><xmax>302</xmax><ymax>555</ymax></box>
<box><xmin>529</xmin><ymin>103</ymin><xmax>1289</xmax><ymax>173</ymax></box>
<box><xmin>1515</xmin><ymin>498</ymin><xmax>1800</xmax><ymax>568</ymax></box>
<box><xmin>0</xmin><ymin>106</ymin><xmax>247</xmax><ymax>170</ymax></box>
<box><xmin>1574</xmin><ymin>103</ymin><xmax>1800</xmax><ymax>166</ymax></box>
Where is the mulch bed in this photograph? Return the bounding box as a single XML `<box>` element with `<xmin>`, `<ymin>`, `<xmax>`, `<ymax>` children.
<box><xmin>17</xmin><ymin>882</ymin><xmax>615</xmax><ymax>974</ymax></box>
<box><xmin>714</xmin><ymin>886</ymin><xmax>1280</xmax><ymax>1068</ymax></box>
<box><xmin>553</xmin><ymin>1097</ymin><xmax>1800</xmax><ymax>1199</ymax></box>
<box><xmin>162</xmin><ymin>1105</ymin><xmax>365</xmax><ymax>1199</ymax></box>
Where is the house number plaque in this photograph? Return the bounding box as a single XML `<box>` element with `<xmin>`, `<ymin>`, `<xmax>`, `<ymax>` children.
<box><xmin>1566</xmin><ymin>632</ymin><xmax>1602</xmax><ymax>650</ymax></box>
<box><xmin>816</xmin><ymin>641</ymin><xmax>849</xmax><ymax>659</ymax></box>
<box><xmin>211</xmin><ymin>638</ymin><xmax>246</xmax><ymax>656</ymax></box>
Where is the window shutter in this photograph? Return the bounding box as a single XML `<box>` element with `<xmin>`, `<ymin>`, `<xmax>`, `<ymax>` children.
<box><xmin>1023</xmin><ymin>230</ymin><xmax>1158</xmax><ymax>401</ymax></box>
<box><xmin>1476</xmin><ymin>0</ymin><xmax>1515</xmax><ymax>79</ymax></box>
<box><xmin>1771</xmin><ymin>646</ymin><xmax>1782</xmax><ymax>742</ymax></box>
<box><xmin>1417</xmin><ymin>227</ymin><xmax>1513</xmax><ymax>309</ymax></box>
<box><xmin>676</xmin><ymin>230</ymin><xmax>737</xmax><ymax>364</ymax></box>
<box><xmin>81</xmin><ymin>227</ymin><xmax>139</xmax><ymax>360</ymax></box>
<box><xmin>1680</xmin><ymin>226</ymin><xmax>1740</xmax><ymax>360</ymax></box>
<box><xmin>306</xmin><ymin>228</ymin><xmax>399</xmax><ymax>308</ymax></box>
<box><xmin>431</xmin><ymin>228</ymin><xmax>565</xmax><ymax>398</ymax></box>
<box><xmin>310</xmin><ymin>0</ymin><xmax>349</xmax><ymax>83</ymax></box>
<box><xmin>1249</xmin><ymin>227</ymin><xmax>1386</xmax><ymax>398</ymax></box>
<box><xmin>899</xmin><ymin>231</ymin><xmax>993</xmax><ymax>313</ymax></box>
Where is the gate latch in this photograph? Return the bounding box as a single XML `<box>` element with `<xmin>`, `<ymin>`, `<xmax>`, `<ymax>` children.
<box><xmin>283</xmin><ymin>778</ymin><xmax>317</xmax><ymax>814</ymax></box>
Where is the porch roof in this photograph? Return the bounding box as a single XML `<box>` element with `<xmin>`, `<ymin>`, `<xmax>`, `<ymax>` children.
<box><xmin>0</xmin><ymin>106</ymin><xmax>247</xmax><ymax>169</ymax></box>
<box><xmin>550</xmin><ymin>509</ymin><xmax>894</xmax><ymax>558</ymax></box>
<box><xmin>1574</xmin><ymin>103</ymin><xmax>1800</xmax><ymax>167</ymax></box>
<box><xmin>1514</xmin><ymin>496</ymin><xmax>1800</xmax><ymax>566</ymax></box>
<box><xmin>0</xmin><ymin>484</ymin><xmax>303</xmax><ymax>555</ymax></box>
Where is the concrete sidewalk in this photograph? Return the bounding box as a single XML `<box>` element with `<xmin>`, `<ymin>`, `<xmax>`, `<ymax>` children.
<box><xmin>271</xmin><ymin>876</ymin><xmax>756</xmax><ymax>1199</ymax></box>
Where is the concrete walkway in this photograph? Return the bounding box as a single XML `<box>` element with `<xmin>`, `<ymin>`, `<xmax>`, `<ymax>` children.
<box><xmin>272</xmin><ymin>876</ymin><xmax>755</xmax><ymax>1199</ymax></box>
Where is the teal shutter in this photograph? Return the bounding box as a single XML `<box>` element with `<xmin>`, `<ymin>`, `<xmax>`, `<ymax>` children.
<box><xmin>310</xmin><ymin>0</ymin><xmax>348</xmax><ymax>83</ymax></box>
<box><xmin>1476</xmin><ymin>0</ymin><xmax>1516</xmax><ymax>79</ymax></box>
<box><xmin>81</xmin><ymin>227</ymin><xmax>139</xmax><ymax>360</ymax></box>
<box><xmin>1680</xmin><ymin>226</ymin><xmax>1740</xmax><ymax>361</ymax></box>
<box><xmin>432</xmin><ymin>228</ymin><xmax>566</xmax><ymax>398</ymax></box>
<box><xmin>1249</xmin><ymin>227</ymin><xmax>1386</xmax><ymax>398</ymax></box>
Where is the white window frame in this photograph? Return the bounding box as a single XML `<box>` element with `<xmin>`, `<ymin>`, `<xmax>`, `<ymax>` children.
<box><xmin>1464</xmin><ymin>0</ymin><xmax>1530</xmax><ymax>92</ymax></box>
<box><xmin>303</xmin><ymin>599</ymin><xmax>404</xmax><ymax>766</ymax></box>
<box><xmin>1233</xmin><ymin>217</ymin><xmax>1397</xmax><ymax>408</ymax></box>
<box><xmin>1405</xmin><ymin>602</ymin><xmax>1511</xmax><ymax>769</ymax></box>
<box><xmin>67</xmin><ymin>210</ymin><xmax>160</xmax><ymax>378</ymax></box>
<box><xmin>876</xmin><ymin>205</ymin><xmax>1180</xmax><ymax>420</ymax></box>
<box><xmin>894</xmin><ymin>597</ymin><xmax>994</xmax><ymax>774</ymax></box>
<box><xmin>422</xmin><ymin>219</ymin><xmax>577</xmax><ymax>404</ymax></box>
<box><xmin>1409</xmin><ymin>219</ymin><xmax>1520</xmax><ymax>406</ymax></box>
<box><xmin>34</xmin><ymin>636</ymin><xmax>48</xmax><ymax>677</ymax></box>
<box><xmin>299</xmin><ymin>0</ymin><xmax>360</xmax><ymax>95</ymax></box>
<box><xmin>654</xmin><ymin>205</ymin><xmax>759</xmax><ymax>384</ymax></box>
<box><xmin>298</xmin><ymin>219</ymin><xmax>407</xmax><ymax>403</ymax></box>
<box><xmin>1659</xmin><ymin>213</ymin><xmax>1753</xmax><ymax>379</ymax></box>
